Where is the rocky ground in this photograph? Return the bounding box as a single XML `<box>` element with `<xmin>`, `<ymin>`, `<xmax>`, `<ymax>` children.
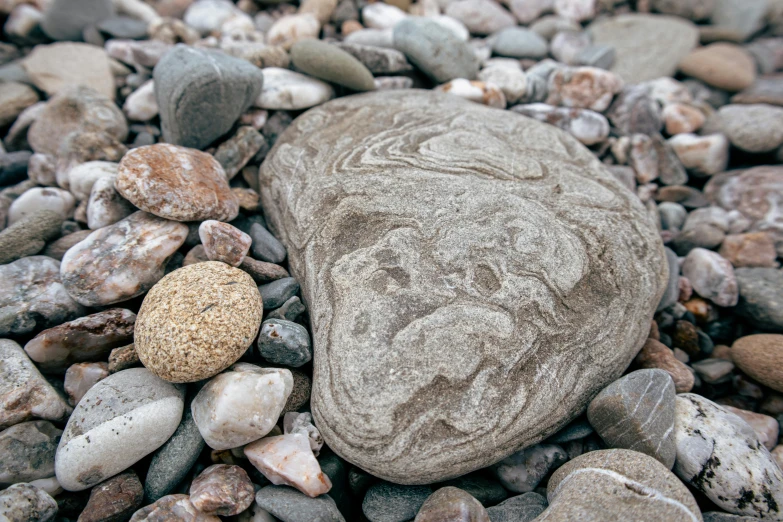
<box><xmin>0</xmin><ymin>0</ymin><xmax>783</xmax><ymax>521</ymax></box>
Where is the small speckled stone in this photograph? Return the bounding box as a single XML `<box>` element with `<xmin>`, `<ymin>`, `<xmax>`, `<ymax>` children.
<box><xmin>258</xmin><ymin>319</ymin><xmax>312</xmax><ymax>368</ymax></box>
<box><xmin>135</xmin><ymin>262</ymin><xmax>263</xmax><ymax>383</ymax></box>
<box><xmin>255</xmin><ymin>485</ymin><xmax>345</xmax><ymax>522</ymax></box>
<box><xmin>486</xmin><ymin>492</ymin><xmax>547</xmax><ymax>522</ymax></box>
<box><xmin>191</xmin><ymin>363</ymin><xmax>293</xmax><ymax>450</ymax></box>
<box><xmin>415</xmin><ymin>487</ymin><xmax>489</xmax><ymax>522</ymax></box>
<box><xmin>587</xmin><ymin>369</ymin><xmax>676</xmax><ymax>468</ymax></box>
<box><xmin>199</xmin><ymin>221</ymin><xmax>252</xmax><ymax>267</ymax></box>
<box><xmin>245</xmin><ymin>434</ymin><xmax>332</xmax><ymax>498</ymax></box>
<box><xmin>0</xmin><ymin>483</ymin><xmax>57</xmax><ymax>522</ymax></box>
<box><xmin>24</xmin><ymin>309</ymin><xmax>135</xmax><ymax>374</ymax></box>
<box><xmin>55</xmin><ymin>368</ymin><xmax>184</xmax><ymax>492</ymax></box>
<box><xmin>681</xmin><ymin>248</ymin><xmax>738</xmax><ymax>307</ymax></box>
<box><xmin>0</xmin><ymin>421</ymin><xmax>61</xmax><ymax>486</ymax></box>
<box><xmin>732</xmin><ymin>335</ymin><xmax>783</xmax><ymax>393</ymax></box>
<box><xmin>363</xmin><ymin>482</ymin><xmax>433</xmax><ymax>522</ymax></box>
<box><xmin>0</xmin><ymin>256</ymin><xmax>85</xmax><ymax>337</ymax></box>
<box><xmin>0</xmin><ymin>210</ymin><xmax>63</xmax><ymax>265</ymax></box>
<box><xmin>189</xmin><ymin>464</ymin><xmax>254</xmax><ymax>516</ymax></box>
<box><xmin>0</xmin><ymin>340</ymin><xmax>72</xmax><ymax>429</ymax></box>
<box><xmin>511</xmin><ymin>104</ymin><xmax>609</xmax><ymax>146</ymax></box>
<box><xmin>80</xmin><ymin>471</ymin><xmax>144</xmax><ymax>522</ymax></box>
<box><xmin>674</xmin><ymin>394</ymin><xmax>783</xmax><ymax>518</ymax></box>
<box><xmin>283</xmin><ymin>369</ymin><xmax>311</xmax><ymax>415</ymax></box>
<box><xmin>108</xmin><ymin>344</ymin><xmax>140</xmax><ymax>373</ymax></box>
<box><xmin>60</xmin><ymin>211</ymin><xmax>188</xmax><ymax>307</ymax></box>
<box><xmin>291</xmin><ymin>40</ymin><xmax>375</xmax><ymax>92</ymax></box>
<box><xmin>258</xmin><ymin>277</ymin><xmax>300</xmax><ymax>310</ymax></box>
<box><xmin>116</xmin><ymin>144</ymin><xmax>239</xmax><ymax>222</ymax></box>
<box><xmin>130</xmin><ymin>494</ymin><xmax>220</xmax><ymax>522</ymax></box>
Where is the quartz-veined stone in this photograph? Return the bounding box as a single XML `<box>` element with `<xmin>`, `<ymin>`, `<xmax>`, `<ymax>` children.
<box><xmin>259</xmin><ymin>89</ymin><xmax>668</xmax><ymax>484</ymax></box>
<box><xmin>199</xmin><ymin>220</ymin><xmax>252</xmax><ymax>267</ymax></box>
<box><xmin>60</xmin><ymin>211</ymin><xmax>188</xmax><ymax>306</ymax></box>
<box><xmin>189</xmin><ymin>464</ymin><xmax>254</xmax><ymax>516</ymax></box>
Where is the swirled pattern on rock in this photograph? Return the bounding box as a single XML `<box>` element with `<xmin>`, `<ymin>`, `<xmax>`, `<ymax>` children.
<box><xmin>259</xmin><ymin>90</ymin><xmax>667</xmax><ymax>484</ymax></box>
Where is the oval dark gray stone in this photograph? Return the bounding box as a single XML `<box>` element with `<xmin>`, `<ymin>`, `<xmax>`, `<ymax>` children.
<box><xmin>259</xmin><ymin>90</ymin><xmax>668</xmax><ymax>484</ymax></box>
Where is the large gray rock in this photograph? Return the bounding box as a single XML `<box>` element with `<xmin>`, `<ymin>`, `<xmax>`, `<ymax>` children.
<box><xmin>587</xmin><ymin>369</ymin><xmax>677</xmax><ymax>468</ymax></box>
<box><xmin>153</xmin><ymin>44</ymin><xmax>264</xmax><ymax>150</ymax></box>
<box><xmin>392</xmin><ymin>19</ymin><xmax>479</xmax><ymax>83</ymax></box>
<box><xmin>259</xmin><ymin>90</ymin><xmax>668</xmax><ymax>484</ymax></box>
<box><xmin>541</xmin><ymin>449</ymin><xmax>702</xmax><ymax>521</ymax></box>
<box><xmin>589</xmin><ymin>14</ymin><xmax>698</xmax><ymax>83</ymax></box>
<box><xmin>55</xmin><ymin>368</ymin><xmax>184</xmax><ymax>491</ymax></box>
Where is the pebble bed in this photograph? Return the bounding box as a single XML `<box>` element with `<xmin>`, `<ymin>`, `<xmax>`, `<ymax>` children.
<box><xmin>0</xmin><ymin>0</ymin><xmax>782</xmax><ymax>521</ymax></box>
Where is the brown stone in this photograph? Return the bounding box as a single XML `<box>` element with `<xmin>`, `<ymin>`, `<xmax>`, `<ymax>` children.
<box><xmin>231</xmin><ymin>187</ymin><xmax>262</xmax><ymax>212</ymax></box>
<box><xmin>64</xmin><ymin>362</ymin><xmax>110</xmax><ymax>406</ymax></box>
<box><xmin>414</xmin><ymin>487</ymin><xmax>489</xmax><ymax>522</ymax></box>
<box><xmin>761</xmin><ymin>392</ymin><xmax>783</xmax><ymax>416</ymax></box>
<box><xmin>634</xmin><ymin>338</ymin><xmax>694</xmax><ymax>393</ymax></box>
<box><xmin>239</xmin><ymin>257</ymin><xmax>290</xmax><ymax>284</ymax></box>
<box><xmin>183</xmin><ymin>245</ymin><xmax>210</xmax><ymax>266</ymax></box>
<box><xmin>656</xmin><ymin>185</ymin><xmax>709</xmax><ymax>208</ymax></box>
<box><xmin>116</xmin><ymin>144</ymin><xmax>239</xmax><ymax>222</ymax></box>
<box><xmin>732</xmin><ymin>334</ymin><xmax>783</xmax><ymax>392</ymax></box>
<box><xmin>672</xmin><ymin>320</ymin><xmax>700</xmax><ymax>356</ymax></box>
<box><xmin>545</xmin><ymin>66</ymin><xmax>624</xmax><ymax>112</ymax></box>
<box><xmin>712</xmin><ymin>344</ymin><xmax>731</xmax><ymax>360</ymax></box>
<box><xmin>198</xmin><ymin>220</ymin><xmax>251</xmax><ymax>267</ymax></box>
<box><xmin>679</xmin><ymin>43</ymin><xmax>757</xmax><ymax>92</ymax></box>
<box><xmin>24</xmin><ymin>309</ymin><xmax>136</xmax><ymax>373</ymax></box>
<box><xmin>189</xmin><ymin>465</ymin><xmax>254</xmax><ymax>516</ymax></box>
<box><xmin>662</xmin><ymin>103</ymin><xmax>704</xmax><ymax>135</ymax></box>
<box><xmin>79</xmin><ymin>471</ymin><xmax>144</xmax><ymax>522</ymax></box>
<box><xmin>108</xmin><ymin>344</ymin><xmax>140</xmax><ymax>373</ymax></box>
<box><xmin>683</xmin><ymin>297</ymin><xmax>715</xmax><ymax>324</ymax></box>
<box><xmin>718</xmin><ymin>232</ymin><xmax>778</xmax><ymax>268</ymax></box>
<box><xmin>732</xmin><ymin>74</ymin><xmax>783</xmax><ymax>106</ymax></box>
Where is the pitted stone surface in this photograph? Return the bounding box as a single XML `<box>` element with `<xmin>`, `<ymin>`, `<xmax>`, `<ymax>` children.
<box><xmin>259</xmin><ymin>90</ymin><xmax>668</xmax><ymax>484</ymax></box>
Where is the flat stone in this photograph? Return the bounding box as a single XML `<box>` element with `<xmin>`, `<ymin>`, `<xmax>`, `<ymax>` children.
<box><xmin>259</xmin><ymin>89</ymin><xmax>667</xmax><ymax>484</ymax></box>
<box><xmin>486</xmin><ymin>493</ymin><xmax>546</xmax><ymax>522</ymax></box>
<box><xmin>334</xmin><ymin>42</ymin><xmax>412</xmax><ymax>74</ymax></box>
<box><xmin>23</xmin><ymin>309</ymin><xmax>135</xmax><ymax>374</ymax></box>
<box><xmin>0</xmin><ymin>483</ymin><xmax>57</xmax><ymax>522</ymax></box>
<box><xmin>290</xmin><ymin>40</ymin><xmax>375</xmax><ymax>92</ymax></box>
<box><xmin>393</xmin><ymin>18</ymin><xmax>479</xmax><ymax>83</ymax></box>
<box><xmin>199</xmin><ymin>221</ymin><xmax>251</xmax><ymax>267</ymax></box>
<box><xmin>130</xmin><ymin>494</ymin><xmax>220</xmax><ymax>522</ymax></box>
<box><xmin>213</xmin><ymin>126</ymin><xmax>265</xmax><ymax>180</ymax></box>
<box><xmin>587</xmin><ymin>369</ymin><xmax>676</xmax><ymax>468</ymax></box>
<box><xmin>363</xmin><ymin>482</ymin><xmax>432</xmax><ymax>522</ymax></box>
<box><xmin>681</xmin><ymin>248</ymin><xmax>738</xmax><ymax>307</ymax></box>
<box><xmin>79</xmin><ymin>471</ymin><xmax>144</xmax><ymax>522</ymax></box>
<box><xmin>415</xmin><ymin>487</ymin><xmax>489</xmax><ymax>522</ymax></box>
<box><xmin>189</xmin><ymin>464</ymin><xmax>254</xmax><ymax>516</ymax></box>
<box><xmin>60</xmin><ymin>211</ymin><xmax>188</xmax><ymax>307</ymax></box>
<box><xmin>634</xmin><ymin>338</ymin><xmax>694</xmax><ymax>393</ymax></box>
<box><xmin>27</xmin><ymin>86</ymin><xmax>127</xmax><ymax>157</ymax></box>
<box><xmin>545</xmin><ymin>449</ymin><xmax>701</xmax><ymax>521</ymax></box>
<box><xmin>145</xmin><ymin>403</ymin><xmax>204</xmax><ymax>502</ymax></box>
<box><xmin>153</xmin><ymin>44</ymin><xmax>264</xmax><ymax>150</ymax></box>
<box><xmin>135</xmin><ymin>262</ymin><xmax>263</xmax><ymax>383</ymax></box>
<box><xmin>705</xmin><ymin>167</ymin><xmax>783</xmax><ymax>255</ymax></box>
<box><xmin>718</xmin><ymin>104</ymin><xmax>783</xmax><ymax>153</ymax></box>
<box><xmin>255</xmin><ymin>485</ymin><xmax>345</xmax><ymax>522</ymax></box>
<box><xmin>679</xmin><ymin>43</ymin><xmax>756</xmax><ymax>92</ymax></box>
<box><xmin>23</xmin><ymin>43</ymin><xmax>115</xmax><ymax>100</ymax></box>
<box><xmin>732</xmin><ymin>335</ymin><xmax>783</xmax><ymax>393</ymax></box>
<box><xmin>589</xmin><ymin>14</ymin><xmax>698</xmax><ymax>83</ymax></box>
<box><xmin>492</xmin><ymin>444</ymin><xmax>567</xmax><ymax>493</ymax></box>
<box><xmin>255</xmin><ymin>68</ymin><xmax>335</xmax><ymax>111</ymax></box>
<box><xmin>55</xmin><ymin>368</ymin><xmax>184</xmax><ymax>491</ymax></box>
<box><xmin>691</xmin><ymin>358</ymin><xmax>734</xmax><ymax>384</ymax></box>
<box><xmin>245</xmin><ymin>434</ymin><xmax>332</xmax><ymax>497</ymax></box>
<box><xmin>673</xmin><ymin>394</ymin><xmax>783</xmax><ymax>518</ymax></box>
<box><xmin>116</xmin><ymin>144</ymin><xmax>239</xmax><ymax>222</ymax></box>
<box><xmin>0</xmin><ymin>421</ymin><xmax>61</xmax><ymax>486</ymax></box>
<box><xmin>257</xmin><ymin>319</ymin><xmax>312</xmax><ymax>368</ymax></box>
<box><xmin>1</xmin><ymin>256</ymin><xmax>84</xmax><ymax>337</ymax></box>
<box><xmin>191</xmin><ymin>363</ymin><xmax>292</xmax><ymax>450</ymax></box>
<box><xmin>0</xmin><ymin>210</ymin><xmax>63</xmax><ymax>265</ymax></box>
<box><xmin>40</xmin><ymin>0</ymin><xmax>114</xmax><ymax>40</ymax></box>
<box><xmin>239</xmin><ymin>257</ymin><xmax>289</xmax><ymax>285</ymax></box>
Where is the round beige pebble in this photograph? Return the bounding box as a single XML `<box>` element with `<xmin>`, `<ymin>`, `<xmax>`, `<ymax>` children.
<box><xmin>135</xmin><ymin>262</ymin><xmax>263</xmax><ymax>383</ymax></box>
<box><xmin>732</xmin><ymin>334</ymin><xmax>783</xmax><ymax>393</ymax></box>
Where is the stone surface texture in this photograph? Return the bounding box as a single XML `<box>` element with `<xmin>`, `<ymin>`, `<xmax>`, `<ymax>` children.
<box><xmin>134</xmin><ymin>262</ymin><xmax>263</xmax><ymax>383</ymax></box>
<box><xmin>259</xmin><ymin>90</ymin><xmax>668</xmax><ymax>484</ymax></box>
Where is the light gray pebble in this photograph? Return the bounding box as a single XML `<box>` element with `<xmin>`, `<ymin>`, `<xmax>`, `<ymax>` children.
<box><xmin>258</xmin><ymin>319</ymin><xmax>312</xmax><ymax>368</ymax></box>
<box><xmin>259</xmin><ymin>277</ymin><xmax>300</xmax><ymax>310</ymax></box>
<box><xmin>656</xmin><ymin>247</ymin><xmax>680</xmax><ymax>312</ymax></box>
<box><xmin>266</xmin><ymin>296</ymin><xmax>306</xmax><ymax>322</ymax></box>
<box><xmin>255</xmin><ymin>485</ymin><xmax>345</xmax><ymax>522</ymax></box>
<box><xmin>393</xmin><ymin>18</ymin><xmax>478</xmax><ymax>83</ymax></box>
<box><xmin>335</xmin><ymin>42</ymin><xmax>412</xmax><ymax>74</ymax></box>
<box><xmin>492</xmin><ymin>27</ymin><xmax>549</xmax><ymax>59</ymax></box>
